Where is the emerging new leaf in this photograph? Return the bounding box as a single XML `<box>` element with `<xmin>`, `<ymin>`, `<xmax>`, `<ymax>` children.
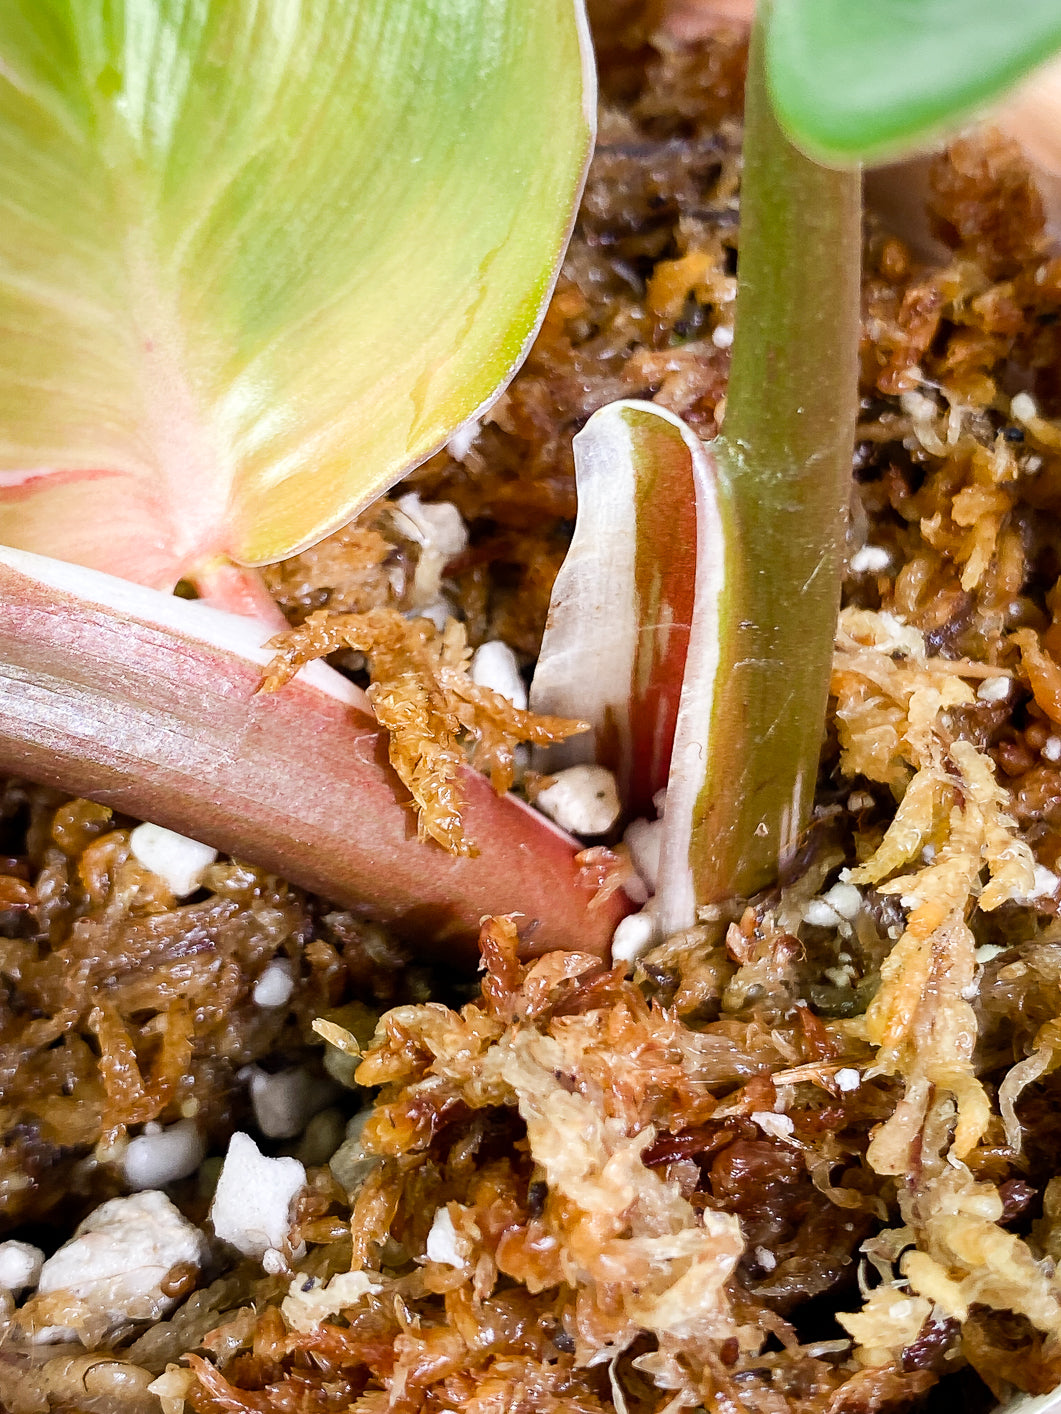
<box><xmin>0</xmin><ymin>548</ymin><xmax>630</xmax><ymax>958</ymax></box>
<box><xmin>0</xmin><ymin>0</ymin><xmax>593</xmax><ymax>584</ymax></box>
<box><xmin>766</xmin><ymin>0</ymin><xmax>1061</xmax><ymax>164</ymax></box>
<box><xmin>530</xmin><ymin>401</ymin><xmax>726</xmax><ymax>822</ymax></box>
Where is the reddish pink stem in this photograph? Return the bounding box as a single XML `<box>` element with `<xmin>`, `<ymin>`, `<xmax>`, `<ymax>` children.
<box><xmin>189</xmin><ymin>556</ymin><xmax>289</xmax><ymax>630</ymax></box>
<box><xmin>0</xmin><ymin>550</ymin><xmax>630</xmax><ymax>959</ymax></box>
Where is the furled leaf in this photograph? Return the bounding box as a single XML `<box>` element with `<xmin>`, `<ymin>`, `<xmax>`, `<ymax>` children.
<box><xmin>0</xmin><ymin>547</ymin><xmax>630</xmax><ymax>958</ymax></box>
<box><xmin>530</xmin><ymin>400</ymin><xmax>726</xmax><ymax>823</ymax></box>
<box><xmin>766</xmin><ymin>0</ymin><xmax>1061</xmax><ymax>163</ymax></box>
<box><xmin>0</xmin><ymin>0</ymin><xmax>593</xmax><ymax>586</ymax></box>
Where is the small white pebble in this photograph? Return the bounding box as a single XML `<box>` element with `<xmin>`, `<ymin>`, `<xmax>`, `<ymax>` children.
<box><xmin>900</xmin><ymin>389</ymin><xmax>936</xmax><ymax>421</ymax></box>
<box><xmin>535</xmin><ymin>765</ymin><xmax>621</xmax><ymax>836</ymax></box>
<box><xmin>835</xmin><ymin>1068</ymin><xmax>861</xmax><ymax>1093</ymax></box>
<box><xmin>253</xmin><ymin>960</ymin><xmax>295</xmax><ymax>1010</ymax></box>
<box><xmin>210</xmin><ymin>1132</ymin><xmax>306</xmax><ymax>1260</ymax></box>
<box><xmin>824</xmin><ymin>965</ymin><xmax>855</xmax><ymax>989</ymax></box>
<box><xmin>1026</xmin><ymin>454</ymin><xmax>1044</xmax><ymax>472</ymax></box>
<box><xmin>624</xmin><ymin>816</ymin><xmax>663</xmax><ymax>894</ymax></box>
<box><xmin>850</xmin><ymin>545</ymin><xmax>891</xmax><ymax>575</ymax></box>
<box><xmin>0</xmin><ymin>1241</ymin><xmax>43</xmax><ymax>1294</ymax></box>
<box><xmin>847</xmin><ymin>791</ymin><xmax>874</xmax><ymax>813</ymax></box>
<box><xmin>262</xmin><ymin>1248</ymin><xmax>288</xmax><ymax>1276</ymax></box>
<box><xmin>1029</xmin><ymin>864</ymin><xmax>1061</xmax><ymax>901</ymax></box>
<box><xmin>129</xmin><ymin>823</ymin><xmax>217</xmax><ymax>898</ymax></box>
<box><xmin>611</xmin><ymin>910</ymin><xmax>658</xmax><ymax>966</ymax></box>
<box><xmin>751</xmin><ymin>1112</ymin><xmax>795</xmax><ymax>1142</ymax></box>
<box><xmin>425</xmin><ymin>1208</ymin><xmax>468</xmax><ymax>1268</ymax></box>
<box><xmin>803</xmin><ymin>899</ymin><xmax>842</xmax><ymax>929</ymax></box>
<box><xmin>469</xmin><ymin>640</ymin><xmax>528</xmax><ymax>710</ymax></box>
<box><xmin>868</xmin><ymin>611</ymin><xmax>926</xmax><ymax>660</ymax></box>
<box><xmin>394</xmin><ymin>493</ymin><xmax>468</xmax><ymax>560</ymax></box>
<box><xmin>1011</xmin><ymin>391</ymin><xmax>1039</xmax><ymax>424</ymax></box>
<box><xmin>446</xmin><ymin>417</ymin><xmax>481</xmax><ymax>464</ymax></box>
<box><xmin>123</xmin><ymin>1120</ymin><xmax>204</xmax><ymax>1191</ymax></box>
<box><xmin>823</xmin><ymin>882</ymin><xmax>862</xmax><ymax>921</ymax></box>
<box><xmin>37</xmin><ymin>1192</ymin><xmax>206</xmax><ymax>1332</ymax></box>
<box><xmin>977</xmin><ymin>676</ymin><xmax>1011</xmax><ymax>703</ymax></box>
<box><xmin>395</xmin><ymin>493</ymin><xmax>468</xmax><ymax>609</ymax></box>
<box><xmin>975</xmin><ymin>943</ymin><xmax>1007</xmax><ymax>964</ymax></box>
<box><xmin>754</xmin><ymin>1245</ymin><xmax>777</xmax><ymax>1272</ymax></box>
<box><xmin>1044</xmin><ymin>736</ymin><xmax>1061</xmax><ymax>762</ymax></box>
<box><xmin>711</xmin><ymin>323</ymin><xmax>734</xmax><ymax>348</ymax></box>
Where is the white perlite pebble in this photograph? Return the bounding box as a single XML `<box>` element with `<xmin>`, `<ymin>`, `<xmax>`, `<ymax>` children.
<box><xmin>210</xmin><ymin>1132</ymin><xmax>306</xmax><ymax>1260</ymax></box>
<box><xmin>1044</xmin><ymin>736</ymin><xmax>1061</xmax><ymax>762</ymax></box>
<box><xmin>1011</xmin><ymin>391</ymin><xmax>1038</xmax><ymax>424</ymax></box>
<box><xmin>624</xmin><ymin>817</ymin><xmax>663</xmax><ymax>894</ymax></box>
<box><xmin>751</xmin><ymin>1112</ymin><xmax>794</xmax><ymax>1142</ymax></box>
<box><xmin>1026</xmin><ymin>865</ymin><xmax>1061</xmax><ymax>902</ymax></box>
<box><xmin>37</xmin><ymin>1191</ymin><xmax>206</xmax><ymax>1332</ymax></box>
<box><xmin>262</xmin><ymin>1248</ymin><xmax>288</xmax><ymax>1276</ymax></box>
<box><xmin>611</xmin><ymin>910</ymin><xmax>658</xmax><ymax>966</ymax></box>
<box><xmin>425</xmin><ymin>1208</ymin><xmax>469</xmax><ymax>1268</ymax></box>
<box><xmin>395</xmin><ymin>493</ymin><xmax>468</xmax><ymax>608</ymax></box>
<box><xmin>446</xmin><ymin>417</ymin><xmax>481</xmax><ymax>464</ymax></box>
<box><xmin>711</xmin><ymin>323</ymin><xmax>734</xmax><ymax>348</ymax></box>
<box><xmin>253</xmin><ymin>960</ymin><xmax>296</xmax><ymax>1009</ymax></box>
<box><xmin>123</xmin><ymin>1120</ymin><xmax>204</xmax><ymax>1191</ymax></box>
<box><xmin>850</xmin><ymin>545</ymin><xmax>891</xmax><ymax>575</ymax></box>
<box><xmin>977</xmin><ymin>676</ymin><xmax>1011</xmax><ymax>703</ymax></box>
<box><xmin>868</xmin><ymin>611</ymin><xmax>925</xmax><ymax>660</ymax></box>
<box><xmin>535</xmin><ymin>765</ymin><xmax>621</xmax><ymax>836</ymax></box>
<box><xmin>129</xmin><ymin>823</ymin><xmax>217</xmax><ymax>898</ymax></box>
<box><xmin>835</xmin><ymin>1068</ymin><xmax>861</xmax><ymax>1093</ymax></box>
<box><xmin>900</xmin><ymin>389</ymin><xmax>936</xmax><ymax>421</ymax></box>
<box><xmin>469</xmin><ymin>640</ymin><xmax>528</xmax><ymax>710</ymax></box>
<box><xmin>822</xmin><ymin>882</ymin><xmax>862</xmax><ymax>921</ymax></box>
<box><xmin>0</xmin><ymin>1241</ymin><xmax>43</xmax><ymax>1294</ymax></box>
<box><xmin>754</xmin><ymin>1246</ymin><xmax>777</xmax><ymax>1273</ymax></box>
<box><xmin>803</xmin><ymin>898</ymin><xmax>842</xmax><ymax>928</ymax></box>
<box><xmin>395</xmin><ymin>493</ymin><xmax>468</xmax><ymax>559</ymax></box>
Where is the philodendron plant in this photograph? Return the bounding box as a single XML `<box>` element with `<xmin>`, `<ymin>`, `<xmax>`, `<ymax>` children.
<box><xmin>3</xmin><ymin>0</ymin><xmax>1061</xmax><ymax>958</ymax></box>
<box><xmin>0</xmin><ymin>0</ymin><xmax>627</xmax><ymax>957</ymax></box>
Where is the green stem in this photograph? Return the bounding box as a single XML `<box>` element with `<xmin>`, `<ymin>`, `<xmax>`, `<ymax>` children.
<box><xmin>691</xmin><ymin>8</ymin><xmax>861</xmax><ymax>904</ymax></box>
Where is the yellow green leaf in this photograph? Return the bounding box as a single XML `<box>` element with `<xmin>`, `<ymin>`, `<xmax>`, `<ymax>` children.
<box><xmin>0</xmin><ymin>0</ymin><xmax>593</xmax><ymax>585</ymax></box>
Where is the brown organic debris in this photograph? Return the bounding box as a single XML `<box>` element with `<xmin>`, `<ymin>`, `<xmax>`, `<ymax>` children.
<box><xmin>260</xmin><ymin>607</ymin><xmax>586</xmax><ymax>854</ymax></box>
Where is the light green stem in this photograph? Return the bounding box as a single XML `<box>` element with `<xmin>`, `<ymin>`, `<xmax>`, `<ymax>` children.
<box><xmin>690</xmin><ymin>7</ymin><xmax>861</xmax><ymax>904</ymax></box>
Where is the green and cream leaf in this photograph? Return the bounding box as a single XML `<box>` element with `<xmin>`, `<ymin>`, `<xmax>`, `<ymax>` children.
<box><xmin>0</xmin><ymin>0</ymin><xmax>593</xmax><ymax>585</ymax></box>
